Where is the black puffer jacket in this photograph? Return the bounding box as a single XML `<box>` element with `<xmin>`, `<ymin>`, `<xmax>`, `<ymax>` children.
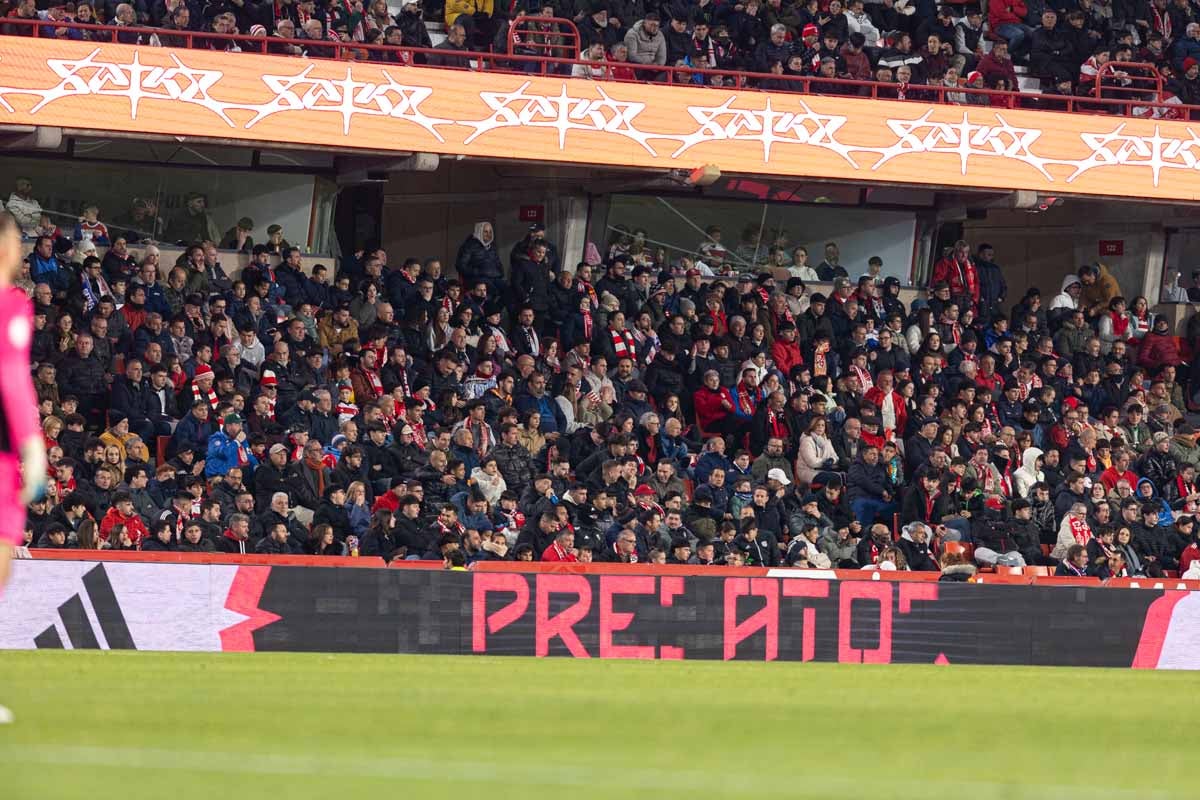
<box><xmin>455</xmin><ymin>231</ymin><xmax>504</xmax><ymax>287</ymax></box>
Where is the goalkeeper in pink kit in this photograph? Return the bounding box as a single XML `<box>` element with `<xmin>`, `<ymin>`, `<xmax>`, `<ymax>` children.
<box><xmin>0</xmin><ymin>213</ymin><xmax>46</xmax><ymax>724</ymax></box>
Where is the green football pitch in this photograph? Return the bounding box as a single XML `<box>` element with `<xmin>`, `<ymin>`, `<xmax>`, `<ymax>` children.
<box><xmin>0</xmin><ymin>651</ymin><xmax>1193</xmax><ymax>799</ymax></box>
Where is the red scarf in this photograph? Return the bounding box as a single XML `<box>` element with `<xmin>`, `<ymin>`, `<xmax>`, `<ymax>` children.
<box><xmin>191</xmin><ymin>381</ymin><xmax>218</xmax><ymax>410</ymax></box>
<box><xmin>361</xmin><ymin>368</ymin><xmax>383</xmax><ymax>399</ymax></box>
<box><xmin>850</xmin><ymin>364</ymin><xmax>873</xmax><ymax>393</ymax></box>
<box><xmin>468</xmin><ymin>419</ymin><xmax>490</xmax><ymax>456</ymax></box>
<box><xmin>922</xmin><ymin>488</ymin><xmax>939</xmax><ymax>521</ymax></box>
<box><xmin>610</xmin><ymin>327</ymin><xmax>635</xmax><ymax>360</ymax></box>
<box><xmin>1153</xmin><ymin>6</ymin><xmax>1172</xmax><ymax>38</ymax></box>
<box><xmin>1110</xmin><ymin>311</ymin><xmax>1129</xmax><ymax>337</ymax></box>
<box><xmin>582</xmin><ymin>310</ymin><xmax>592</xmax><ymax>342</ymax></box>
<box><xmin>735</xmin><ymin>381</ymin><xmax>757</xmax><ymax>416</ymax></box>
<box><xmin>611</xmin><ymin>542</ymin><xmax>638</xmax><ymax>562</ymax></box>
<box><xmin>1069</xmin><ymin>515</ymin><xmax>1092</xmax><ymax>545</ymax></box>
<box><xmin>408</xmin><ymin>419</ymin><xmax>427</xmax><ymax>450</ymax></box>
<box><xmin>812</xmin><ymin>350</ymin><xmax>827</xmax><ymax>377</ymax></box>
<box><xmin>767</xmin><ymin>407</ymin><xmax>788</xmax><ymax>440</ymax></box>
<box><xmin>1177</xmin><ymin>476</ymin><xmax>1197</xmax><ymax>509</ymax></box>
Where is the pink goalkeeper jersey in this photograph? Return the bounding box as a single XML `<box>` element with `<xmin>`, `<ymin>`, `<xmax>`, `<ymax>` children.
<box><xmin>0</xmin><ymin>287</ymin><xmax>37</xmax><ymax>453</ymax></box>
<box><xmin>0</xmin><ymin>287</ymin><xmax>37</xmax><ymax>546</ymax></box>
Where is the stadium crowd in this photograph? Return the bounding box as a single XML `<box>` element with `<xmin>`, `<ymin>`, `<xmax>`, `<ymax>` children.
<box><xmin>4</xmin><ymin>0</ymin><xmax>1200</xmax><ymax>113</ymax></box>
<box><xmin>10</xmin><ymin>171</ymin><xmax>1200</xmax><ymax>581</ymax></box>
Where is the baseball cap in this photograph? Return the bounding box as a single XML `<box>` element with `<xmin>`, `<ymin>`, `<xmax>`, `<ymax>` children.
<box><xmin>269</xmin><ymin>443</ymin><xmax>288</xmax><ymax>455</ymax></box>
<box><xmin>767</xmin><ymin>468</ymin><xmax>791</xmax><ymax>486</ymax></box>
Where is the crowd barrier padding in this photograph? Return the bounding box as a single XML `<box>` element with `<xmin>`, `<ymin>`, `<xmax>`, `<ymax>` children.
<box><xmin>3</xmin><ymin>559</ymin><xmax>1199</xmax><ymax>669</ymax></box>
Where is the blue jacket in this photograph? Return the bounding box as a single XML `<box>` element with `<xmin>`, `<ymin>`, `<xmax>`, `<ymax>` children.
<box><xmin>515</xmin><ymin>392</ymin><xmax>567</xmax><ymax>436</ymax></box>
<box><xmin>28</xmin><ymin>253</ymin><xmax>69</xmax><ymax>293</ymax></box>
<box><xmin>694</xmin><ymin>451</ymin><xmax>731</xmax><ymax>485</ymax></box>
<box><xmin>171</xmin><ymin>412</ymin><xmax>216</xmax><ymax>457</ymax></box>
<box><xmin>1174</xmin><ymin>36</ymin><xmax>1200</xmax><ymax>69</ymax></box>
<box><xmin>141</xmin><ymin>282</ymin><xmax>172</xmax><ymax>318</ymax></box>
<box><xmin>205</xmin><ymin>430</ymin><xmax>259</xmax><ymax>478</ymax></box>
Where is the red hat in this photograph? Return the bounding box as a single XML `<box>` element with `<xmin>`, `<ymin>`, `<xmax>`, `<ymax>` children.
<box><xmin>966</xmin><ymin>70</ymin><xmax>983</xmax><ymax>84</ymax></box>
<box><xmin>261</xmin><ymin>371</ymin><xmax>278</xmax><ymax>387</ymax></box>
<box><xmin>802</xmin><ymin>23</ymin><xmax>819</xmax><ymax>37</ymax></box>
<box><xmin>686</xmin><ymin>268</ymin><xmax>702</xmax><ymax>278</ymax></box>
<box><xmin>1186</xmin><ymin>57</ymin><xmax>1198</xmax><ymax>72</ymax></box>
<box><xmin>194</xmin><ymin>364</ymin><xmax>214</xmax><ymax>379</ymax></box>
<box><xmin>633</xmin><ymin>484</ymin><xmax>657</xmax><ymax>497</ymax></box>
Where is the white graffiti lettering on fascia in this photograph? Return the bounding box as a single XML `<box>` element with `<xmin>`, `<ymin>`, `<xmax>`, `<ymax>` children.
<box><xmin>1068</xmin><ymin>124</ymin><xmax>1200</xmax><ymax>186</ymax></box>
<box><xmin>248</xmin><ymin>65</ymin><xmax>450</xmax><ymax>138</ymax></box>
<box><xmin>462</xmin><ymin>81</ymin><xmax>658</xmax><ymax>153</ymax></box>
<box><xmin>669</xmin><ymin>97</ymin><xmax>860</xmax><ymax>165</ymax></box>
<box><xmin>0</xmin><ymin>49</ymin><xmax>237</xmax><ymax>123</ymax></box>
<box><xmin>0</xmin><ymin>49</ymin><xmax>450</xmax><ymax>139</ymax></box>
<box><xmin>869</xmin><ymin>110</ymin><xmax>1055</xmax><ymax>179</ymax></box>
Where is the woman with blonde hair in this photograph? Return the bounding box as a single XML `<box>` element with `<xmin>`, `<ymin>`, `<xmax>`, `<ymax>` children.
<box><xmin>345</xmin><ymin>480</ymin><xmax>372</xmax><ymax>537</ymax></box>
<box><xmin>42</xmin><ymin>415</ymin><xmax>63</xmax><ymax>449</ymax></box>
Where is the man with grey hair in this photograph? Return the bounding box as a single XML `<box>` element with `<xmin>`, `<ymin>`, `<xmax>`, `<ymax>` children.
<box><xmin>755</xmin><ymin>23</ymin><xmax>793</xmax><ymax>73</ymax></box>
<box><xmin>218</xmin><ymin>513</ymin><xmax>253</xmax><ymax>553</ymax></box>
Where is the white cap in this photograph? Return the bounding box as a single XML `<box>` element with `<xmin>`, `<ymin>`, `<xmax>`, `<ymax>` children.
<box><xmin>766</xmin><ymin>468</ymin><xmax>791</xmax><ymax>486</ymax></box>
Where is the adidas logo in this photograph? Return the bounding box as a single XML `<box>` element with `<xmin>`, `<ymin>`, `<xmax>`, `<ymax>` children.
<box><xmin>34</xmin><ymin>564</ymin><xmax>135</xmax><ymax>650</ymax></box>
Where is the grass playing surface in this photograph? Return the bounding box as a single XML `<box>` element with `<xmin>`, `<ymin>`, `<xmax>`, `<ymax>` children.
<box><xmin>0</xmin><ymin>651</ymin><xmax>1193</xmax><ymax>799</ymax></box>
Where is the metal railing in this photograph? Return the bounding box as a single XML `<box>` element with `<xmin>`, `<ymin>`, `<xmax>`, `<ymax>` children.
<box><xmin>1</xmin><ymin>17</ymin><xmax>1194</xmax><ymax>121</ymax></box>
<box><xmin>507</xmin><ymin>14</ymin><xmax>579</xmax><ymax>60</ymax></box>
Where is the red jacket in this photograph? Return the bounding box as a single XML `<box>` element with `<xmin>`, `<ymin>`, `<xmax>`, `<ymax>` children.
<box><xmin>99</xmin><ymin>506</ymin><xmax>149</xmax><ymax>547</ymax></box>
<box><xmin>541</xmin><ymin>542</ymin><xmax>578</xmax><ymax>562</ymax></box>
<box><xmin>931</xmin><ymin>256</ymin><xmax>980</xmax><ymax>307</ymax></box>
<box><xmin>863</xmin><ymin>387</ymin><xmax>908</xmax><ymax>438</ymax></box>
<box><xmin>1181</xmin><ymin>542</ymin><xmax>1200</xmax><ymax>574</ymax></box>
<box><xmin>692</xmin><ymin>386</ymin><xmax>734</xmax><ymax>434</ymax></box>
<box><xmin>771</xmin><ymin>339</ymin><xmax>803</xmax><ymax>377</ymax></box>
<box><xmin>1138</xmin><ymin>332</ymin><xmax>1182</xmax><ymax>371</ymax></box>
<box><xmin>372</xmin><ymin>491</ymin><xmax>401</xmax><ymax>514</ymax></box>
<box><xmin>1099</xmin><ymin>466</ymin><xmax>1137</xmax><ymax>492</ymax></box>
<box><xmin>989</xmin><ymin>0</ymin><xmax>1027</xmax><ymax>28</ymax></box>
<box><xmin>977</xmin><ymin>52</ymin><xmax>1019</xmax><ymax>92</ymax></box>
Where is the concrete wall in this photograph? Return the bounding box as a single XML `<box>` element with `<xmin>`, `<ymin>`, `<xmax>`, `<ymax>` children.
<box><xmin>962</xmin><ymin>201</ymin><xmax>1167</xmax><ymax>306</ymax></box>
<box><xmin>380</xmin><ymin>161</ymin><xmax>591</xmax><ymax>273</ymax></box>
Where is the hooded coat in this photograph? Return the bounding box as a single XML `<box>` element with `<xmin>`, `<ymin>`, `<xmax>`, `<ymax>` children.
<box><xmin>454</xmin><ymin>223</ymin><xmax>504</xmax><ymax>288</ymax></box>
<box><xmin>897</xmin><ymin>523</ymin><xmax>939</xmax><ymax>571</ymax></box>
<box><xmin>1049</xmin><ymin>274</ymin><xmax>1080</xmax><ymax>311</ymax></box>
<box><xmin>1013</xmin><ymin>446</ymin><xmax>1044</xmax><ymax>499</ymax></box>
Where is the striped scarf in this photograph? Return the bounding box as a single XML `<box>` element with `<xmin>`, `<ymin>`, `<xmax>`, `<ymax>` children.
<box><xmin>632</xmin><ymin>329</ymin><xmax>659</xmax><ymax>366</ymax></box>
<box><xmin>610</xmin><ymin>327</ymin><xmax>635</xmax><ymax>360</ymax></box>
<box><xmin>191</xmin><ymin>382</ymin><xmax>218</xmax><ymax>410</ymax></box>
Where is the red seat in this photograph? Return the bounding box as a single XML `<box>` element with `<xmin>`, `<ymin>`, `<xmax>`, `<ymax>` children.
<box><xmin>1041</xmin><ymin>544</ymin><xmax>1053</xmax><ymax>557</ymax></box>
<box><xmin>156</xmin><ymin>436</ymin><xmax>170</xmax><ymax>466</ymax></box>
<box><xmin>995</xmin><ymin>566</ymin><xmax>1024</xmax><ymax>575</ymax></box>
<box><xmin>1023</xmin><ymin>566</ymin><xmax>1051</xmax><ymax>577</ymax></box>
<box><xmin>942</xmin><ymin>541</ymin><xmax>975</xmax><ymax>562</ymax></box>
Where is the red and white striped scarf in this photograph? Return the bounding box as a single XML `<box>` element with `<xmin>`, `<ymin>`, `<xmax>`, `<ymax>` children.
<box><xmin>361</xmin><ymin>368</ymin><xmax>383</xmax><ymax>398</ymax></box>
<box><xmin>610</xmin><ymin>327</ymin><xmax>635</xmax><ymax>360</ymax></box>
<box><xmin>191</xmin><ymin>381</ymin><xmax>218</xmax><ymax>410</ymax></box>
<box><xmin>1069</xmin><ymin>516</ymin><xmax>1092</xmax><ymax>545</ymax></box>
<box><xmin>632</xmin><ymin>329</ymin><xmax>659</xmax><ymax>366</ymax></box>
